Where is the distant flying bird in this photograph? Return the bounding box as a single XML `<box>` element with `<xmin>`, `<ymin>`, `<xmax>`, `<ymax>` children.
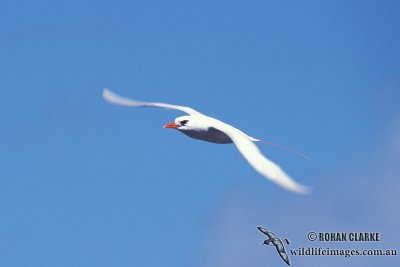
<box><xmin>103</xmin><ymin>88</ymin><xmax>310</xmax><ymax>194</ymax></box>
<box><xmin>257</xmin><ymin>226</ymin><xmax>291</xmax><ymax>266</ymax></box>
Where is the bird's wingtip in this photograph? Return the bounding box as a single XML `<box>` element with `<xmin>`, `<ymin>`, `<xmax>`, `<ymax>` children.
<box><xmin>102</xmin><ymin>88</ymin><xmax>110</xmax><ymax>99</ymax></box>
<box><xmin>102</xmin><ymin>87</ymin><xmax>126</xmax><ymax>106</ymax></box>
<box><xmin>293</xmin><ymin>184</ymin><xmax>312</xmax><ymax>195</ymax></box>
<box><xmin>103</xmin><ymin>88</ymin><xmax>112</xmax><ymax>97</ymax></box>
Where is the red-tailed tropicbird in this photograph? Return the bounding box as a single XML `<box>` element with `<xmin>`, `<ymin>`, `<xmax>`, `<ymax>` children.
<box><xmin>103</xmin><ymin>88</ymin><xmax>310</xmax><ymax>194</ymax></box>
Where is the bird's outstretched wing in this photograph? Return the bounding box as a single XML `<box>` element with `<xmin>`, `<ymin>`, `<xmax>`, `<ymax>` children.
<box><xmin>257</xmin><ymin>227</ymin><xmax>271</xmax><ymax>237</ymax></box>
<box><xmin>257</xmin><ymin>227</ymin><xmax>279</xmax><ymax>243</ymax></box>
<box><xmin>103</xmin><ymin>88</ymin><xmax>203</xmax><ymax>116</ymax></box>
<box><xmin>278</xmin><ymin>250</ymin><xmax>291</xmax><ymax>266</ymax></box>
<box><xmin>214</xmin><ymin>123</ymin><xmax>310</xmax><ymax>194</ymax></box>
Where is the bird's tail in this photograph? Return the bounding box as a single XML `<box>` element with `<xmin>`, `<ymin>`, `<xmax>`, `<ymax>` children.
<box><xmin>253</xmin><ymin>138</ymin><xmax>311</xmax><ymax>160</ymax></box>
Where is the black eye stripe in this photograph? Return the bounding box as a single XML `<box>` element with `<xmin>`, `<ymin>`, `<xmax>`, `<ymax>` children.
<box><xmin>180</xmin><ymin>120</ymin><xmax>189</xmax><ymax>126</ymax></box>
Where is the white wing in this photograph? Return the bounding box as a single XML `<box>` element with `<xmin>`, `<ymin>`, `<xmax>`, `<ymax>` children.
<box><xmin>213</xmin><ymin>122</ymin><xmax>310</xmax><ymax>194</ymax></box>
<box><xmin>103</xmin><ymin>88</ymin><xmax>203</xmax><ymax>115</ymax></box>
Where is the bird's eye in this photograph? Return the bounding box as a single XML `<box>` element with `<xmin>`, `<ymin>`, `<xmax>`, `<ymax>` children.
<box><xmin>180</xmin><ymin>120</ymin><xmax>189</xmax><ymax>126</ymax></box>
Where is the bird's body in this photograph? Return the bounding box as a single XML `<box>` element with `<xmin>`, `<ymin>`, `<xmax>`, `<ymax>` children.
<box><xmin>170</xmin><ymin>115</ymin><xmax>232</xmax><ymax>144</ymax></box>
<box><xmin>169</xmin><ymin>115</ymin><xmax>259</xmax><ymax>144</ymax></box>
<box><xmin>180</xmin><ymin>124</ymin><xmax>233</xmax><ymax>144</ymax></box>
<box><xmin>103</xmin><ymin>88</ymin><xmax>310</xmax><ymax>194</ymax></box>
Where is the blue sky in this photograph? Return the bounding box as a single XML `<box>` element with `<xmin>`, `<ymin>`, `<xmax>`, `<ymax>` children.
<box><xmin>1</xmin><ymin>1</ymin><xmax>399</xmax><ymax>266</ymax></box>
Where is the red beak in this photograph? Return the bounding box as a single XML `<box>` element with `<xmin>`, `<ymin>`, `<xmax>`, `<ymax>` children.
<box><xmin>163</xmin><ymin>122</ymin><xmax>180</xmax><ymax>129</ymax></box>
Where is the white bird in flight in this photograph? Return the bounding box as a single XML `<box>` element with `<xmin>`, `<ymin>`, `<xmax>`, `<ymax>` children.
<box><xmin>103</xmin><ymin>88</ymin><xmax>310</xmax><ymax>194</ymax></box>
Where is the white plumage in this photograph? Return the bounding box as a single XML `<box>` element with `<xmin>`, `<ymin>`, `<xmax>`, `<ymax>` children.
<box><xmin>103</xmin><ymin>88</ymin><xmax>310</xmax><ymax>194</ymax></box>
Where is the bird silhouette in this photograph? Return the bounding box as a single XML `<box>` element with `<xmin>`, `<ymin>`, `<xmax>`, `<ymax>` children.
<box><xmin>257</xmin><ymin>226</ymin><xmax>291</xmax><ymax>266</ymax></box>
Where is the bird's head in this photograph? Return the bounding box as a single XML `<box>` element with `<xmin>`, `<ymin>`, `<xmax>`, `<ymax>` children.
<box><xmin>163</xmin><ymin>116</ymin><xmax>194</xmax><ymax>131</ymax></box>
